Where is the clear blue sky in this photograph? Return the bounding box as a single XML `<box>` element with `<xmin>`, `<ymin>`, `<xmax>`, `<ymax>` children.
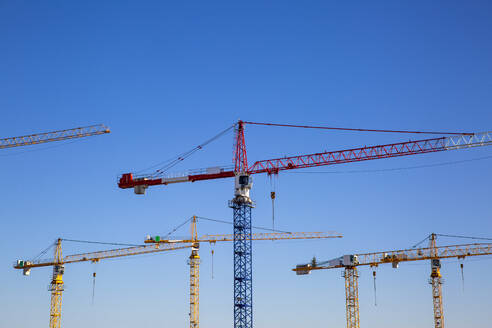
<box><xmin>1</xmin><ymin>1</ymin><xmax>492</xmax><ymax>327</ymax></box>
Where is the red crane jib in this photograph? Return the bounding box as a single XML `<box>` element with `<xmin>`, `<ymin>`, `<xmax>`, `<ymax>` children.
<box><xmin>118</xmin><ymin>136</ymin><xmax>447</xmax><ymax>189</ymax></box>
<box><xmin>248</xmin><ymin>136</ymin><xmax>447</xmax><ymax>174</ymax></box>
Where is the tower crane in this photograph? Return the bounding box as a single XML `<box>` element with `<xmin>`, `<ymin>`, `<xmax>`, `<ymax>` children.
<box><xmin>1</xmin><ymin>124</ymin><xmax>110</xmax><ymax>149</ymax></box>
<box><xmin>14</xmin><ymin>238</ymin><xmax>191</xmax><ymax>328</ymax></box>
<box><xmin>293</xmin><ymin>234</ymin><xmax>492</xmax><ymax>328</ymax></box>
<box><xmin>118</xmin><ymin>120</ymin><xmax>492</xmax><ymax>328</ymax></box>
<box><xmin>145</xmin><ymin>215</ymin><xmax>343</xmax><ymax>328</ymax></box>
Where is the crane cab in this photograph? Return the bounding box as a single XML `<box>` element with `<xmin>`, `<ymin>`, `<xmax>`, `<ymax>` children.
<box><xmin>234</xmin><ymin>174</ymin><xmax>253</xmax><ymax>202</ymax></box>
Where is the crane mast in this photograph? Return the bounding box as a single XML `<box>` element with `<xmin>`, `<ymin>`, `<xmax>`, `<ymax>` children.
<box><xmin>344</xmin><ymin>266</ymin><xmax>359</xmax><ymax>328</ymax></box>
<box><xmin>429</xmin><ymin>234</ymin><xmax>444</xmax><ymax>328</ymax></box>
<box><xmin>231</xmin><ymin>121</ymin><xmax>254</xmax><ymax>328</ymax></box>
<box><xmin>49</xmin><ymin>239</ymin><xmax>64</xmax><ymax>328</ymax></box>
<box><xmin>189</xmin><ymin>218</ymin><xmax>200</xmax><ymax>328</ymax></box>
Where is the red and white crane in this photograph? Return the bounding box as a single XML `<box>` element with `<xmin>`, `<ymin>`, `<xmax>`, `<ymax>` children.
<box><xmin>118</xmin><ymin>120</ymin><xmax>492</xmax><ymax>328</ymax></box>
<box><xmin>119</xmin><ymin>121</ymin><xmax>490</xmax><ymax>191</ymax></box>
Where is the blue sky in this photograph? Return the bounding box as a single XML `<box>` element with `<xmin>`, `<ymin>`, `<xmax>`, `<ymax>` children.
<box><xmin>1</xmin><ymin>1</ymin><xmax>492</xmax><ymax>327</ymax></box>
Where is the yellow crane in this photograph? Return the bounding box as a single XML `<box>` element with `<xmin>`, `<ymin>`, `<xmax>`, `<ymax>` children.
<box><xmin>293</xmin><ymin>233</ymin><xmax>492</xmax><ymax>328</ymax></box>
<box><xmin>1</xmin><ymin>124</ymin><xmax>110</xmax><ymax>149</ymax></box>
<box><xmin>14</xmin><ymin>239</ymin><xmax>191</xmax><ymax>328</ymax></box>
<box><xmin>145</xmin><ymin>215</ymin><xmax>343</xmax><ymax>328</ymax></box>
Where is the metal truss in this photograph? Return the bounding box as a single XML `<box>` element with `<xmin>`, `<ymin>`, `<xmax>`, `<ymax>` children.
<box><xmin>344</xmin><ymin>267</ymin><xmax>360</xmax><ymax>328</ymax></box>
<box><xmin>231</xmin><ymin>199</ymin><xmax>253</xmax><ymax>328</ymax></box>
<box><xmin>0</xmin><ymin>124</ymin><xmax>110</xmax><ymax>149</ymax></box>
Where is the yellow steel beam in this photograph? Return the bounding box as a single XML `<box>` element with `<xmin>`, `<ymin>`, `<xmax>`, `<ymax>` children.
<box><xmin>14</xmin><ymin>242</ymin><xmax>191</xmax><ymax>269</ymax></box>
<box><xmin>0</xmin><ymin>124</ymin><xmax>110</xmax><ymax>149</ymax></box>
<box><xmin>146</xmin><ymin>231</ymin><xmax>342</xmax><ymax>244</ymax></box>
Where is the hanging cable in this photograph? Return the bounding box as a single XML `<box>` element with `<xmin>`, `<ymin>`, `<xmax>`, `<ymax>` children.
<box><xmin>211</xmin><ymin>244</ymin><xmax>215</xmax><ymax>280</ymax></box>
<box><xmin>91</xmin><ymin>261</ymin><xmax>98</xmax><ymax>305</ymax></box>
<box><xmin>271</xmin><ymin>190</ymin><xmax>275</xmax><ymax>231</ymax></box>
<box><xmin>372</xmin><ymin>267</ymin><xmax>377</xmax><ymax>306</ymax></box>
<box><xmin>243</xmin><ymin>121</ymin><xmax>474</xmax><ymax>135</ymax></box>
<box><xmin>269</xmin><ymin>174</ymin><xmax>278</xmax><ymax>231</ymax></box>
<box><xmin>460</xmin><ymin>261</ymin><xmax>465</xmax><ymax>293</ymax></box>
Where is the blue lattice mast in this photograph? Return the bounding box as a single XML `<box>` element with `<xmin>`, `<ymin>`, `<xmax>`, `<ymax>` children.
<box><xmin>230</xmin><ymin>121</ymin><xmax>254</xmax><ymax>328</ymax></box>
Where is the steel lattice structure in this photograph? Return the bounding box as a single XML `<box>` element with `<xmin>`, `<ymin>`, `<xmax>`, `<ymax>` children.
<box><xmin>0</xmin><ymin>124</ymin><xmax>110</xmax><ymax>149</ymax></box>
<box><xmin>429</xmin><ymin>235</ymin><xmax>444</xmax><ymax>328</ymax></box>
<box><xmin>430</xmin><ymin>270</ymin><xmax>444</xmax><ymax>328</ymax></box>
<box><xmin>49</xmin><ymin>240</ymin><xmax>64</xmax><ymax>328</ymax></box>
<box><xmin>231</xmin><ymin>200</ymin><xmax>254</xmax><ymax>328</ymax></box>
<box><xmin>248</xmin><ymin>132</ymin><xmax>492</xmax><ymax>174</ymax></box>
<box><xmin>344</xmin><ymin>267</ymin><xmax>359</xmax><ymax>328</ymax></box>
<box><xmin>189</xmin><ymin>248</ymin><xmax>200</xmax><ymax>328</ymax></box>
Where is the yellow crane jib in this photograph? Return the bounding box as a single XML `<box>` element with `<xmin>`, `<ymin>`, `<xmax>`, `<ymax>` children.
<box><xmin>0</xmin><ymin>124</ymin><xmax>110</xmax><ymax>149</ymax></box>
<box><xmin>146</xmin><ymin>231</ymin><xmax>343</xmax><ymax>244</ymax></box>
